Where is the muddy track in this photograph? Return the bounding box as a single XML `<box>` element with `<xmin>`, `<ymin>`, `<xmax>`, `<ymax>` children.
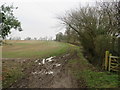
<box><xmin>10</xmin><ymin>53</ymin><xmax>77</xmax><ymax>88</ymax></box>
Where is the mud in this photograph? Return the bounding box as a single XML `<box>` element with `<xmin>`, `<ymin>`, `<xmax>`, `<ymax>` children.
<box><xmin>10</xmin><ymin>53</ymin><xmax>78</xmax><ymax>88</ymax></box>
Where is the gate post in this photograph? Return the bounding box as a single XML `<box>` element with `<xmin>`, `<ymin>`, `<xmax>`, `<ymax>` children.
<box><xmin>108</xmin><ymin>54</ymin><xmax>112</xmax><ymax>71</ymax></box>
<box><xmin>105</xmin><ymin>51</ymin><xmax>109</xmax><ymax>70</ymax></box>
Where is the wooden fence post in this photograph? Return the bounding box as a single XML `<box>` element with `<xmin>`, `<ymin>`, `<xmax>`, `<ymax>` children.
<box><xmin>108</xmin><ymin>54</ymin><xmax>112</xmax><ymax>71</ymax></box>
<box><xmin>105</xmin><ymin>51</ymin><xmax>109</xmax><ymax>70</ymax></box>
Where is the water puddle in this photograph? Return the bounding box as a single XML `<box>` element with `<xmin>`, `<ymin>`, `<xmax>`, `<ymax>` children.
<box><xmin>45</xmin><ymin>71</ymin><xmax>53</xmax><ymax>75</ymax></box>
<box><xmin>33</xmin><ymin>56</ymin><xmax>62</xmax><ymax>76</ymax></box>
<box><xmin>42</xmin><ymin>59</ymin><xmax>45</xmax><ymax>64</ymax></box>
<box><xmin>43</xmin><ymin>56</ymin><xmax>55</xmax><ymax>64</ymax></box>
<box><xmin>55</xmin><ymin>64</ymin><xmax>61</xmax><ymax>67</ymax></box>
<box><xmin>32</xmin><ymin>71</ymin><xmax>54</xmax><ymax>75</ymax></box>
<box><xmin>46</xmin><ymin>56</ymin><xmax>54</xmax><ymax>62</ymax></box>
<box><xmin>38</xmin><ymin>63</ymin><xmax>41</xmax><ymax>65</ymax></box>
<box><xmin>35</xmin><ymin>59</ymin><xmax>39</xmax><ymax>63</ymax></box>
<box><xmin>35</xmin><ymin>56</ymin><xmax>55</xmax><ymax>64</ymax></box>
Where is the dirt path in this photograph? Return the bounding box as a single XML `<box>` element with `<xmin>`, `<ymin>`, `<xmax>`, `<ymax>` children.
<box><xmin>10</xmin><ymin>53</ymin><xmax>77</xmax><ymax>88</ymax></box>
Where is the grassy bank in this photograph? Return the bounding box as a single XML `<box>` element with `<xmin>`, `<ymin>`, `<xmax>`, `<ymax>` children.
<box><xmin>68</xmin><ymin>46</ymin><xmax>119</xmax><ymax>88</ymax></box>
<box><xmin>2</xmin><ymin>40</ymin><xmax>71</xmax><ymax>88</ymax></box>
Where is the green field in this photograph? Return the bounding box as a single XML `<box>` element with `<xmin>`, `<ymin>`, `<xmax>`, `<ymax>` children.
<box><xmin>2</xmin><ymin>40</ymin><xmax>72</xmax><ymax>58</ymax></box>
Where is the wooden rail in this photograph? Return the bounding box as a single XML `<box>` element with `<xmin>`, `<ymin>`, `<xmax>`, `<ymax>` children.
<box><xmin>105</xmin><ymin>51</ymin><xmax>120</xmax><ymax>72</ymax></box>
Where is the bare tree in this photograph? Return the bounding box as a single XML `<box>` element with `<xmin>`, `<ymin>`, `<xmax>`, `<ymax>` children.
<box><xmin>57</xmin><ymin>0</ymin><xmax>120</xmax><ymax>65</ymax></box>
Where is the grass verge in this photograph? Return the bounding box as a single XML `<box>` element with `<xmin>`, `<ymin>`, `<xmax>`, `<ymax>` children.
<box><xmin>68</xmin><ymin>46</ymin><xmax>120</xmax><ymax>88</ymax></box>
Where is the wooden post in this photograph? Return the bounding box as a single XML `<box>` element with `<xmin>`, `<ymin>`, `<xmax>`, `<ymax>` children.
<box><xmin>108</xmin><ymin>54</ymin><xmax>112</xmax><ymax>71</ymax></box>
<box><xmin>105</xmin><ymin>51</ymin><xmax>109</xmax><ymax>70</ymax></box>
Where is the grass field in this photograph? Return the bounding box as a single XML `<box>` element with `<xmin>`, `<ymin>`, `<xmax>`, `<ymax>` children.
<box><xmin>2</xmin><ymin>40</ymin><xmax>71</xmax><ymax>58</ymax></box>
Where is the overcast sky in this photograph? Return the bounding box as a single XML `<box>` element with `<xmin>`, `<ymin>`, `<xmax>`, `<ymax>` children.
<box><xmin>0</xmin><ymin>0</ymin><xmax>98</xmax><ymax>40</ymax></box>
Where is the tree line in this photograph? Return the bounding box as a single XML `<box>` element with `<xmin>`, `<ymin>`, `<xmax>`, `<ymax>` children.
<box><xmin>56</xmin><ymin>1</ymin><xmax>120</xmax><ymax>66</ymax></box>
<box><xmin>8</xmin><ymin>36</ymin><xmax>53</xmax><ymax>41</ymax></box>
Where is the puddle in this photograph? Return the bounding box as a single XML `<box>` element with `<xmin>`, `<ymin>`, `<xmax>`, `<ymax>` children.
<box><xmin>32</xmin><ymin>56</ymin><xmax>60</xmax><ymax>76</ymax></box>
<box><xmin>35</xmin><ymin>59</ymin><xmax>39</xmax><ymax>63</ymax></box>
<box><xmin>32</xmin><ymin>71</ymin><xmax>41</xmax><ymax>75</ymax></box>
<box><xmin>35</xmin><ymin>56</ymin><xmax>55</xmax><ymax>64</ymax></box>
<box><xmin>46</xmin><ymin>56</ymin><xmax>54</xmax><ymax>62</ymax></box>
<box><xmin>42</xmin><ymin>59</ymin><xmax>45</xmax><ymax>64</ymax></box>
<box><xmin>38</xmin><ymin>63</ymin><xmax>41</xmax><ymax>65</ymax></box>
<box><xmin>45</xmin><ymin>71</ymin><xmax>53</xmax><ymax>75</ymax></box>
<box><xmin>32</xmin><ymin>71</ymin><xmax>54</xmax><ymax>75</ymax></box>
<box><xmin>55</xmin><ymin>64</ymin><xmax>61</xmax><ymax>67</ymax></box>
<box><xmin>32</xmin><ymin>72</ymin><xmax>37</xmax><ymax>75</ymax></box>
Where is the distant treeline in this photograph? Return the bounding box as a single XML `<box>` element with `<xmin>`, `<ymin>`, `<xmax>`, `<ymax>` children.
<box><xmin>6</xmin><ymin>36</ymin><xmax>53</xmax><ymax>41</ymax></box>
<box><xmin>56</xmin><ymin>1</ymin><xmax>120</xmax><ymax>66</ymax></box>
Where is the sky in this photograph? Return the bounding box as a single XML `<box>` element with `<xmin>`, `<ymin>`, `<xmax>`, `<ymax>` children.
<box><xmin>0</xmin><ymin>0</ymin><xmax>98</xmax><ymax>40</ymax></box>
